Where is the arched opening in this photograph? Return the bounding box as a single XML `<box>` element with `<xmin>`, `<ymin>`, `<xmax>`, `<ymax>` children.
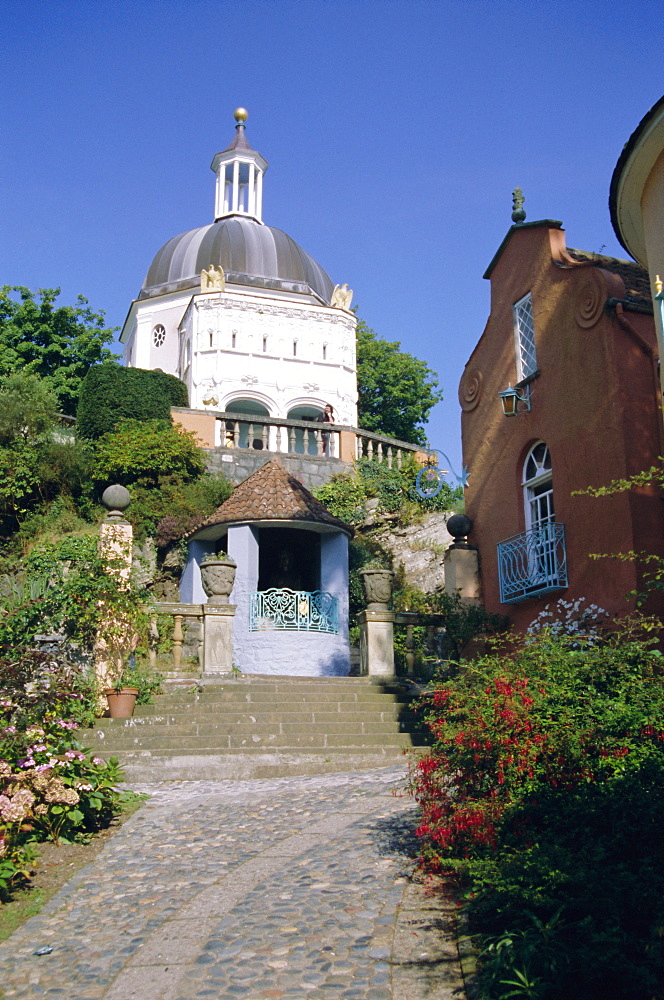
<box><xmin>522</xmin><ymin>441</ymin><xmax>559</xmax><ymax>591</ymax></box>
<box><xmin>225</xmin><ymin>399</ymin><xmax>270</xmax><ymax>449</ymax></box>
<box><xmin>287</xmin><ymin>405</ymin><xmax>324</xmax><ymax>455</ymax></box>
<box><xmin>523</xmin><ymin>441</ymin><xmax>553</xmax><ymax>531</ymax></box>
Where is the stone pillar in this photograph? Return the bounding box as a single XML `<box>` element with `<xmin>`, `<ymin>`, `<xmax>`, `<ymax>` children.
<box><xmin>358</xmin><ymin>610</ymin><xmax>396</xmax><ymax>678</ymax></box>
<box><xmin>203</xmin><ymin>605</ymin><xmax>237</xmax><ymax>675</ymax></box>
<box><xmin>444</xmin><ymin>546</ymin><xmax>481</xmax><ymax>603</ymax></box>
<box><xmin>444</xmin><ymin>513</ymin><xmax>481</xmax><ymax>604</ymax></box>
<box><xmin>96</xmin><ymin>485</ymin><xmax>134</xmax><ymax>693</ymax></box>
<box><xmin>339</xmin><ymin>429</ymin><xmax>357</xmax><ymax>463</ymax></box>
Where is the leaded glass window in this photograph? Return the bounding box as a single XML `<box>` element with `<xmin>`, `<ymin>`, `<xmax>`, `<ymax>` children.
<box><xmin>513</xmin><ymin>293</ymin><xmax>537</xmax><ymax>380</ymax></box>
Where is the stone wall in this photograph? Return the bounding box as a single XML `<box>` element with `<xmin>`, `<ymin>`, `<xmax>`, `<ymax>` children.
<box><xmin>371</xmin><ymin>512</ymin><xmax>454</xmax><ymax>594</ymax></box>
<box><xmin>205</xmin><ymin>448</ymin><xmax>354</xmax><ymax>490</ymax></box>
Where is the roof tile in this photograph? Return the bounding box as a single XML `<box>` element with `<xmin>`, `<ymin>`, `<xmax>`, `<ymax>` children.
<box><xmin>188</xmin><ymin>458</ymin><xmax>353</xmax><ymax>537</ymax></box>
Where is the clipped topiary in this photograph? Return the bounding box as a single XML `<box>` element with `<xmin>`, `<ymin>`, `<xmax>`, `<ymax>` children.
<box><xmin>76</xmin><ymin>364</ymin><xmax>188</xmax><ymax>439</ymax></box>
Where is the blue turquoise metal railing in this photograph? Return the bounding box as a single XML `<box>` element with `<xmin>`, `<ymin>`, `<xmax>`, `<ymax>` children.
<box><xmin>497</xmin><ymin>523</ymin><xmax>568</xmax><ymax>604</ymax></box>
<box><xmin>249</xmin><ymin>589</ymin><xmax>339</xmax><ymax>633</ymax></box>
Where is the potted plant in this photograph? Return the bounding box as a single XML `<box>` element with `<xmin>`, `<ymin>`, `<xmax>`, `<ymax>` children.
<box><xmin>104</xmin><ymin>659</ymin><xmax>163</xmax><ymax>718</ymax></box>
<box><xmin>200</xmin><ymin>551</ymin><xmax>237</xmax><ymax>604</ymax></box>
<box><xmin>360</xmin><ymin>561</ymin><xmax>395</xmax><ymax>610</ymax></box>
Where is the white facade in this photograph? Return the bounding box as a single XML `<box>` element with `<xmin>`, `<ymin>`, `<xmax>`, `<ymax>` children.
<box><xmin>120</xmin><ymin>110</ymin><xmax>358</xmax><ymax>424</ymax></box>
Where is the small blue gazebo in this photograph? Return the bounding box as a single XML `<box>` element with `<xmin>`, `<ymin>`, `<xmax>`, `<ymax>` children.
<box><xmin>180</xmin><ymin>458</ymin><xmax>352</xmax><ymax>676</ymax></box>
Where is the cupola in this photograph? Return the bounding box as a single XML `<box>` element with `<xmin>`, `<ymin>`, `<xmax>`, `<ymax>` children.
<box><xmin>210</xmin><ymin>108</ymin><xmax>268</xmax><ymax>223</ymax></box>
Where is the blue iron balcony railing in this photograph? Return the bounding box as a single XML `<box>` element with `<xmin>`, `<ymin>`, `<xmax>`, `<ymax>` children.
<box><xmin>250</xmin><ymin>589</ymin><xmax>339</xmax><ymax>634</ymax></box>
<box><xmin>497</xmin><ymin>523</ymin><xmax>568</xmax><ymax>604</ymax></box>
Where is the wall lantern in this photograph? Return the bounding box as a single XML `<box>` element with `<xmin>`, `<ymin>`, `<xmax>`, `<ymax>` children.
<box><xmin>498</xmin><ymin>384</ymin><xmax>531</xmax><ymax>416</ymax></box>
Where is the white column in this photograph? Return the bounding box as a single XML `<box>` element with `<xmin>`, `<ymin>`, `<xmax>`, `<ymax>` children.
<box><xmin>248</xmin><ymin>162</ymin><xmax>256</xmax><ymax>217</ymax></box>
<box><xmin>227</xmin><ymin>524</ymin><xmax>259</xmax><ymax>672</ymax></box>
<box><xmin>320</xmin><ymin>532</ymin><xmax>349</xmax><ymax>643</ymax></box>
<box><xmin>256</xmin><ymin>168</ymin><xmax>263</xmax><ymax>222</ymax></box>
<box><xmin>232</xmin><ymin>160</ymin><xmax>239</xmax><ymax>213</ymax></box>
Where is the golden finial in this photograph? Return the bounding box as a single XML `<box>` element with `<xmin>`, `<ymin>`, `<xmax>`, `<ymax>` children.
<box><xmin>234</xmin><ymin>107</ymin><xmax>249</xmax><ymax>123</ymax></box>
<box><xmin>655</xmin><ymin>274</ymin><xmax>663</xmax><ymax>295</ymax></box>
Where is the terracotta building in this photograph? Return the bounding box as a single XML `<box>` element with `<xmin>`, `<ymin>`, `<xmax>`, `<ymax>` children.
<box><xmin>458</xmin><ymin>215</ymin><xmax>664</xmax><ymax>630</ymax></box>
<box><xmin>610</xmin><ymin>94</ymin><xmax>664</xmax><ymax>393</ymax></box>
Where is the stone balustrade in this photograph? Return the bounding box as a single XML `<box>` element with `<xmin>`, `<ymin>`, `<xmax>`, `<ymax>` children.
<box><xmin>171</xmin><ymin>407</ymin><xmax>425</xmax><ymax>469</ymax></box>
<box><xmin>148</xmin><ymin>602</ymin><xmax>205</xmax><ymax>670</ymax></box>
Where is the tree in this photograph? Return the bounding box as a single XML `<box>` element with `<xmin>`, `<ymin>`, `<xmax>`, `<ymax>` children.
<box><xmin>0</xmin><ymin>373</ymin><xmax>59</xmax><ymax>446</ymax></box>
<box><xmin>92</xmin><ymin>419</ymin><xmax>232</xmax><ymax>538</ymax></box>
<box><xmin>0</xmin><ymin>287</ymin><xmax>119</xmax><ymax>415</ymax></box>
<box><xmin>355</xmin><ymin>318</ymin><xmax>443</xmax><ymax>445</ymax></box>
<box><xmin>0</xmin><ymin>374</ymin><xmax>91</xmax><ymax>530</ymax></box>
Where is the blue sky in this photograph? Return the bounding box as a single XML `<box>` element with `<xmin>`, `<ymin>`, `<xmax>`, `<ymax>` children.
<box><xmin>1</xmin><ymin>0</ymin><xmax>662</xmax><ymax>479</ymax></box>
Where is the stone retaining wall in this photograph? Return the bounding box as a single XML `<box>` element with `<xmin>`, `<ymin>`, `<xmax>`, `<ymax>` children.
<box><xmin>205</xmin><ymin>448</ymin><xmax>354</xmax><ymax>490</ymax></box>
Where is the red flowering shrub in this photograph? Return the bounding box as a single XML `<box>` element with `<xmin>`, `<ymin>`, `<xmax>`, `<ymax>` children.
<box><xmin>410</xmin><ymin>617</ymin><xmax>664</xmax><ymax>999</ymax></box>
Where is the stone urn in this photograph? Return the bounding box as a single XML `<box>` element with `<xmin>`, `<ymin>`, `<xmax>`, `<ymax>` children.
<box><xmin>360</xmin><ymin>568</ymin><xmax>394</xmax><ymax>611</ymax></box>
<box><xmin>200</xmin><ymin>556</ymin><xmax>237</xmax><ymax>605</ymax></box>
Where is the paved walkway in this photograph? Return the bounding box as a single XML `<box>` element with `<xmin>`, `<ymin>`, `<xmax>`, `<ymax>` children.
<box><xmin>0</xmin><ymin>767</ymin><xmax>466</xmax><ymax>1000</ymax></box>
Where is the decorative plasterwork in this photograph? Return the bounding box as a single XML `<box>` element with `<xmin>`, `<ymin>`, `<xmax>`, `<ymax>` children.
<box><xmin>458</xmin><ymin>368</ymin><xmax>483</xmax><ymax>411</ymax></box>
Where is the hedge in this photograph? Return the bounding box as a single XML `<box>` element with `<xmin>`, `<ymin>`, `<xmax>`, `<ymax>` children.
<box><xmin>76</xmin><ymin>364</ymin><xmax>188</xmax><ymax>439</ymax></box>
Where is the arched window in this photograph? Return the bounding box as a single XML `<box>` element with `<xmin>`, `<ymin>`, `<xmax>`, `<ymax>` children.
<box><xmin>224</xmin><ymin>399</ymin><xmax>270</xmax><ymax>450</ymax></box>
<box><xmin>498</xmin><ymin>442</ymin><xmax>567</xmax><ymax>603</ymax></box>
<box><xmin>523</xmin><ymin>441</ymin><xmax>553</xmax><ymax>530</ymax></box>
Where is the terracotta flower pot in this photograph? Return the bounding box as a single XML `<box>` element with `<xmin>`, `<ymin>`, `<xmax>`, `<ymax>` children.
<box><xmin>105</xmin><ymin>687</ymin><xmax>139</xmax><ymax>719</ymax></box>
<box><xmin>360</xmin><ymin>568</ymin><xmax>394</xmax><ymax>610</ymax></box>
<box><xmin>200</xmin><ymin>557</ymin><xmax>237</xmax><ymax>604</ymax></box>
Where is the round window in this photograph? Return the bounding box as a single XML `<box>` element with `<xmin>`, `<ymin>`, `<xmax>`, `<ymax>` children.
<box><xmin>152</xmin><ymin>324</ymin><xmax>166</xmax><ymax>347</ymax></box>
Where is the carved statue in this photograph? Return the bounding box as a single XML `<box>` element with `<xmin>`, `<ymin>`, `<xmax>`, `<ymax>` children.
<box><xmin>201</xmin><ymin>383</ymin><xmax>219</xmax><ymax>407</ymax></box>
<box><xmin>330</xmin><ymin>283</ymin><xmax>353</xmax><ymax>310</ymax></box>
<box><xmin>201</xmin><ymin>265</ymin><xmax>225</xmax><ymax>292</ymax></box>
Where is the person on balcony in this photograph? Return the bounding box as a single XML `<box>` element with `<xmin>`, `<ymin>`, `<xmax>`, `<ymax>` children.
<box><xmin>316</xmin><ymin>403</ymin><xmax>334</xmax><ymax>456</ymax></box>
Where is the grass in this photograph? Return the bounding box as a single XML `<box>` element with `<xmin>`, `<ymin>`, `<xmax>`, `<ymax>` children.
<box><xmin>0</xmin><ymin>796</ymin><xmax>145</xmax><ymax>944</ymax></box>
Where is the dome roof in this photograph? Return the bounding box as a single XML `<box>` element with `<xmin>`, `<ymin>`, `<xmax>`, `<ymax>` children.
<box><xmin>140</xmin><ymin>216</ymin><xmax>334</xmax><ymax>303</ymax></box>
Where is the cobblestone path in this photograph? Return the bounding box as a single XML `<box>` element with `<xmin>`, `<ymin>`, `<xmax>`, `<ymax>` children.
<box><xmin>0</xmin><ymin>767</ymin><xmax>465</xmax><ymax>1000</ymax></box>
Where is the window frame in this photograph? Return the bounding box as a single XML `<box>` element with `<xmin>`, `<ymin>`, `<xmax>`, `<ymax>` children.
<box><xmin>512</xmin><ymin>292</ymin><xmax>537</xmax><ymax>382</ymax></box>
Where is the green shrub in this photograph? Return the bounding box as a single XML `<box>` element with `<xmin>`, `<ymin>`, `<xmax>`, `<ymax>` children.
<box><xmin>0</xmin><ymin>648</ymin><xmax>133</xmax><ymax>897</ymax></box>
<box><xmin>314</xmin><ymin>457</ymin><xmax>463</xmax><ymax>529</ymax></box>
<box><xmin>410</xmin><ymin>617</ymin><xmax>664</xmax><ymax>999</ymax></box>
<box><xmin>76</xmin><ymin>364</ymin><xmax>188</xmax><ymax>439</ymax></box>
<box><xmin>0</xmin><ymin>534</ymin><xmax>150</xmax><ymax>653</ymax></box>
<box><xmin>92</xmin><ymin>419</ymin><xmax>205</xmax><ymax>488</ymax></box>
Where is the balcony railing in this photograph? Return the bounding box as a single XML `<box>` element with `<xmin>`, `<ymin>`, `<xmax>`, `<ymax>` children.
<box><xmin>497</xmin><ymin>523</ymin><xmax>568</xmax><ymax>604</ymax></box>
<box><xmin>250</xmin><ymin>589</ymin><xmax>339</xmax><ymax>633</ymax></box>
<box><xmin>171</xmin><ymin>408</ymin><xmax>424</xmax><ymax>468</ymax></box>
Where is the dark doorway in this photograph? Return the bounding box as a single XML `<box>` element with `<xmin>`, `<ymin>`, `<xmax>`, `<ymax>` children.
<box><xmin>258</xmin><ymin>528</ymin><xmax>320</xmax><ymax>592</ymax></box>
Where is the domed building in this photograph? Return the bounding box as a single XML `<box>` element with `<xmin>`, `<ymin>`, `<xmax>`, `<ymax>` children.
<box><xmin>120</xmin><ymin>109</ymin><xmax>358</xmax><ymax>428</ymax></box>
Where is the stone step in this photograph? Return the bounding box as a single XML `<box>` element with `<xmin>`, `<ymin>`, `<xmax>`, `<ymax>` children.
<box><xmin>110</xmin><ymin>749</ymin><xmax>416</xmax><ymax>782</ymax></box>
<box><xmin>89</xmin><ymin>719</ymin><xmax>415</xmax><ymax>738</ymax></box>
<box><xmin>91</xmin><ymin>676</ymin><xmax>425</xmax><ymax>780</ymax></box>
<box><xmin>91</xmin><ymin>707</ymin><xmax>418</xmax><ymax>729</ymax></box>
<box><xmin>88</xmin><ymin>732</ymin><xmax>419</xmax><ymax>751</ymax></box>
<box><xmin>133</xmin><ymin>692</ymin><xmax>409</xmax><ymax>713</ymax></box>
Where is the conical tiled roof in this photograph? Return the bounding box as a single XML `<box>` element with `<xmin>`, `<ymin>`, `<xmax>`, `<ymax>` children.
<box><xmin>187</xmin><ymin>459</ymin><xmax>353</xmax><ymax>538</ymax></box>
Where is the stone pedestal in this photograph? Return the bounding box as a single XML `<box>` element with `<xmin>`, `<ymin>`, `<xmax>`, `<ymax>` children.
<box><xmin>444</xmin><ymin>545</ymin><xmax>481</xmax><ymax>603</ymax></box>
<box><xmin>358</xmin><ymin>609</ymin><xmax>395</xmax><ymax>678</ymax></box>
<box><xmin>203</xmin><ymin>605</ymin><xmax>236</xmax><ymax>674</ymax></box>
